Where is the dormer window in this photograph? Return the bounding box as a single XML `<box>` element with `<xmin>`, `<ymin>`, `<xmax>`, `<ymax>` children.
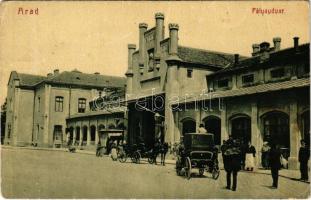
<box><xmin>218</xmin><ymin>78</ymin><xmax>229</xmax><ymax>88</ymax></box>
<box><xmin>242</xmin><ymin>74</ymin><xmax>254</xmax><ymax>85</ymax></box>
<box><xmin>271</xmin><ymin>68</ymin><xmax>285</xmax><ymax>78</ymax></box>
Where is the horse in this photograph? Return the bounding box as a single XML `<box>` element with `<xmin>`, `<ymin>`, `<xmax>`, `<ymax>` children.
<box><xmin>158</xmin><ymin>142</ymin><xmax>169</xmax><ymax>166</ymax></box>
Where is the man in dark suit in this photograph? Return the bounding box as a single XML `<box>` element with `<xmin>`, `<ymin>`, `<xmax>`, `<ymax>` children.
<box><xmin>221</xmin><ymin>137</ymin><xmax>241</xmax><ymax>191</ymax></box>
<box><xmin>299</xmin><ymin>139</ymin><xmax>310</xmax><ymax>181</ymax></box>
<box><xmin>269</xmin><ymin>143</ymin><xmax>281</xmax><ymax>188</ymax></box>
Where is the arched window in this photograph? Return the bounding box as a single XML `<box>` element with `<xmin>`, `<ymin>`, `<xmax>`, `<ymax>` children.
<box><xmin>76</xmin><ymin>127</ymin><xmax>81</xmax><ymax>141</ymax></box>
<box><xmin>230</xmin><ymin>114</ymin><xmax>251</xmax><ymax>144</ymax></box>
<box><xmin>82</xmin><ymin>126</ymin><xmax>88</xmax><ymax>142</ymax></box>
<box><xmin>90</xmin><ymin>126</ymin><xmax>96</xmax><ymax>142</ymax></box>
<box><xmin>203</xmin><ymin>116</ymin><xmax>221</xmax><ymax>145</ymax></box>
<box><xmin>181</xmin><ymin>118</ymin><xmax>196</xmax><ymax>135</ymax></box>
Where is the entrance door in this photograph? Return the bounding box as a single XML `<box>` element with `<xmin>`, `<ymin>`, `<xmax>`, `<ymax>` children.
<box><xmin>231</xmin><ymin>116</ymin><xmax>251</xmax><ymax>144</ymax></box>
<box><xmin>53</xmin><ymin>125</ymin><xmax>63</xmax><ymax>147</ymax></box>
<box><xmin>262</xmin><ymin>112</ymin><xmax>289</xmax><ymax>149</ymax></box>
<box><xmin>204</xmin><ymin>116</ymin><xmax>221</xmax><ymax>145</ymax></box>
<box><xmin>182</xmin><ymin>119</ymin><xmax>196</xmax><ymax>135</ymax></box>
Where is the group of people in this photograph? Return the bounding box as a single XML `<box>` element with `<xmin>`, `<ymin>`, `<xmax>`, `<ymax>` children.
<box><xmin>221</xmin><ymin>136</ymin><xmax>310</xmax><ymax>191</ymax></box>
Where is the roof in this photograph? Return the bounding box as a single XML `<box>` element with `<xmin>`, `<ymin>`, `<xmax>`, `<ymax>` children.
<box><xmin>46</xmin><ymin>71</ymin><xmax>126</xmax><ymax>88</ymax></box>
<box><xmin>178</xmin><ymin>46</ymin><xmax>248</xmax><ymax>68</ymax></box>
<box><xmin>9</xmin><ymin>71</ymin><xmax>46</xmax><ymax>86</ymax></box>
<box><xmin>67</xmin><ymin>107</ymin><xmax>126</xmax><ymax>120</ymax></box>
<box><xmin>10</xmin><ymin>70</ymin><xmax>126</xmax><ymax>89</ymax></box>
<box><xmin>176</xmin><ymin>78</ymin><xmax>310</xmax><ymax>104</ymax></box>
<box><xmin>208</xmin><ymin>43</ymin><xmax>310</xmax><ymax>76</ymax></box>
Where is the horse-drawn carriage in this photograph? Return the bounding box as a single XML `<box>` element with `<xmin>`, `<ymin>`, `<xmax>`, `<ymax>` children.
<box><xmin>117</xmin><ymin>141</ymin><xmax>168</xmax><ymax>165</ymax></box>
<box><xmin>117</xmin><ymin>143</ymin><xmax>157</xmax><ymax>164</ymax></box>
<box><xmin>176</xmin><ymin>133</ymin><xmax>220</xmax><ymax>180</ymax></box>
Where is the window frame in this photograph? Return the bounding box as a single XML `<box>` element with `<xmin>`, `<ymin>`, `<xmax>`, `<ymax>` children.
<box><xmin>78</xmin><ymin>98</ymin><xmax>86</xmax><ymax>113</ymax></box>
<box><xmin>187</xmin><ymin>69</ymin><xmax>193</xmax><ymax>78</ymax></box>
<box><xmin>270</xmin><ymin>68</ymin><xmax>285</xmax><ymax>79</ymax></box>
<box><xmin>217</xmin><ymin>78</ymin><xmax>229</xmax><ymax>88</ymax></box>
<box><xmin>242</xmin><ymin>74</ymin><xmax>255</xmax><ymax>85</ymax></box>
<box><xmin>55</xmin><ymin>96</ymin><xmax>64</xmax><ymax>112</ymax></box>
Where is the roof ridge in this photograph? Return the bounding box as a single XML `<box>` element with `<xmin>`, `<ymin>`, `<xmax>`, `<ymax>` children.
<box><xmin>178</xmin><ymin>45</ymin><xmax>249</xmax><ymax>58</ymax></box>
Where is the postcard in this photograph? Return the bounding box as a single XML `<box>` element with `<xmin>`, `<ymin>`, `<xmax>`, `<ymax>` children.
<box><xmin>0</xmin><ymin>1</ymin><xmax>309</xmax><ymax>199</ymax></box>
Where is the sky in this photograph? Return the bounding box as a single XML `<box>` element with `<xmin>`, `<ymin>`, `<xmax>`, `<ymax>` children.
<box><xmin>0</xmin><ymin>1</ymin><xmax>309</xmax><ymax>105</ymax></box>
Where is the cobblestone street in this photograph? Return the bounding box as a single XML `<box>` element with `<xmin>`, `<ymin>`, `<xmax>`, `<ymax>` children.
<box><xmin>1</xmin><ymin>147</ymin><xmax>310</xmax><ymax>198</ymax></box>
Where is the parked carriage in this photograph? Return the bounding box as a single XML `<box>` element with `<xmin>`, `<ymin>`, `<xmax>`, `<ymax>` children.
<box><xmin>117</xmin><ymin>143</ymin><xmax>156</xmax><ymax>164</ymax></box>
<box><xmin>175</xmin><ymin>133</ymin><xmax>220</xmax><ymax>180</ymax></box>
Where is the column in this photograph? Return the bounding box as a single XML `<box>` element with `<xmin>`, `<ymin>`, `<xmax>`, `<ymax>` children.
<box><xmin>164</xmin><ymin>23</ymin><xmax>181</xmax><ymax>144</ymax></box>
<box><xmin>251</xmin><ymin>102</ymin><xmax>261</xmax><ymax>167</ymax></box>
<box><xmin>220</xmin><ymin>102</ymin><xmax>228</xmax><ymax>143</ymax></box>
<box><xmin>12</xmin><ymin>88</ymin><xmax>20</xmax><ymax>146</ymax></box>
<box><xmin>73</xmin><ymin>127</ymin><xmax>76</xmax><ymax>145</ymax></box>
<box><xmin>95</xmin><ymin>127</ymin><xmax>99</xmax><ymax>145</ymax></box>
<box><xmin>195</xmin><ymin>111</ymin><xmax>201</xmax><ymax>131</ymax></box>
<box><xmin>288</xmin><ymin>100</ymin><xmax>300</xmax><ymax>169</ymax></box>
<box><xmin>43</xmin><ymin>84</ymin><xmax>51</xmax><ymax>147</ymax></box>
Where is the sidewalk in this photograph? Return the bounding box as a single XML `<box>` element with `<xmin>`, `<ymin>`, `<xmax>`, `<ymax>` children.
<box><xmin>1</xmin><ymin>145</ymin><xmax>95</xmax><ymax>156</ymax></box>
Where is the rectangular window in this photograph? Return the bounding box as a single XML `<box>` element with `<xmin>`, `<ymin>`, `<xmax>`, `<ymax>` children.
<box><xmin>242</xmin><ymin>74</ymin><xmax>254</xmax><ymax>84</ymax></box>
<box><xmin>187</xmin><ymin>69</ymin><xmax>193</xmax><ymax>78</ymax></box>
<box><xmin>271</xmin><ymin>68</ymin><xmax>285</xmax><ymax>78</ymax></box>
<box><xmin>55</xmin><ymin>96</ymin><xmax>64</xmax><ymax>112</ymax></box>
<box><xmin>78</xmin><ymin>98</ymin><xmax>86</xmax><ymax>113</ymax></box>
<box><xmin>218</xmin><ymin>79</ymin><xmax>229</xmax><ymax>88</ymax></box>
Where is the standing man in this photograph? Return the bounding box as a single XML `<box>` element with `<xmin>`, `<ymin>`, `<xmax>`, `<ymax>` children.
<box><xmin>299</xmin><ymin>139</ymin><xmax>310</xmax><ymax>182</ymax></box>
<box><xmin>222</xmin><ymin>138</ymin><xmax>241</xmax><ymax>191</ymax></box>
<box><xmin>269</xmin><ymin>143</ymin><xmax>281</xmax><ymax>189</ymax></box>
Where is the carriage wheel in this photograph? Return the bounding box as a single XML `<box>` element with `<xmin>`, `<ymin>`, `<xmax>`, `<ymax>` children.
<box><xmin>118</xmin><ymin>153</ymin><xmax>127</xmax><ymax>163</ymax></box>
<box><xmin>130</xmin><ymin>153</ymin><xmax>137</xmax><ymax>163</ymax></box>
<box><xmin>199</xmin><ymin>168</ymin><xmax>204</xmax><ymax>176</ymax></box>
<box><xmin>185</xmin><ymin>157</ymin><xmax>192</xmax><ymax>180</ymax></box>
<box><xmin>176</xmin><ymin>160</ymin><xmax>182</xmax><ymax>176</ymax></box>
<box><xmin>212</xmin><ymin>168</ymin><xmax>220</xmax><ymax>180</ymax></box>
<box><xmin>148</xmin><ymin>157</ymin><xmax>154</xmax><ymax>164</ymax></box>
<box><xmin>134</xmin><ymin>151</ymin><xmax>141</xmax><ymax>164</ymax></box>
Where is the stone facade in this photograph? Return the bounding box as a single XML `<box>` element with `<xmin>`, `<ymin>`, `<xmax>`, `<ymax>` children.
<box><xmin>125</xmin><ymin>13</ymin><xmax>310</xmax><ymax>169</ymax></box>
<box><xmin>4</xmin><ymin>70</ymin><xmax>125</xmax><ymax>148</ymax></box>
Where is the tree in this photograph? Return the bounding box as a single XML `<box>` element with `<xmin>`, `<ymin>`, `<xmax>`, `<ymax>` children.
<box><xmin>1</xmin><ymin>98</ymin><xmax>7</xmax><ymax>144</ymax></box>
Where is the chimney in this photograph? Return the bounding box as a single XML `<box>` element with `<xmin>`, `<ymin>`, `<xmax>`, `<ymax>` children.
<box><xmin>252</xmin><ymin>44</ymin><xmax>260</xmax><ymax>56</ymax></box>
<box><xmin>234</xmin><ymin>54</ymin><xmax>239</xmax><ymax>65</ymax></box>
<box><xmin>168</xmin><ymin>23</ymin><xmax>179</xmax><ymax>56</ymax></box>
<box><xmin>293</xmin><ymin>37</ymin><xmax>299</xmax><ymax>51</ymax></box>
<box><xmin>47</xmin><ymin>73</ymin><xmax>53</xmax><ymax>78</ymax></box>
<box><xmin>139</xmin><ymin>23</ymin><xmax>148</xmax><ymax>74</ymax></box>
<box><xmin>273</xmin><ymin>37</ymin><xmax>281</xmax><ymax>51</ymax></box>
<box><xmin>94</xmin><ymin>72</ymin><xmax>100</xmax><ymax>75</ymax></box>
<box><xmin>54</xmin><ymin>69</ymin><xmax>59</xmax><ymax>75</ymax></box>
<box><xmin>259</xmin><ymin>42</ymin><xmax>270</xmax><ymax>52</ymax></box>
<box><xmin>154</xmin><ymin>13</ymin><xmax>164</xmax><ymax>59</ymax></box>
<box><xmin>126</xmin><ymin>44</ymin><xmax>136</xmax><ymax>76</ymax></box>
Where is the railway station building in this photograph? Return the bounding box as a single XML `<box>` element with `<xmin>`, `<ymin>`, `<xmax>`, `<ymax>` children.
<box><xmin>125</xmin><ymin>13</ymin><xmax>310</xmax><ymax>169</ymax></box>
